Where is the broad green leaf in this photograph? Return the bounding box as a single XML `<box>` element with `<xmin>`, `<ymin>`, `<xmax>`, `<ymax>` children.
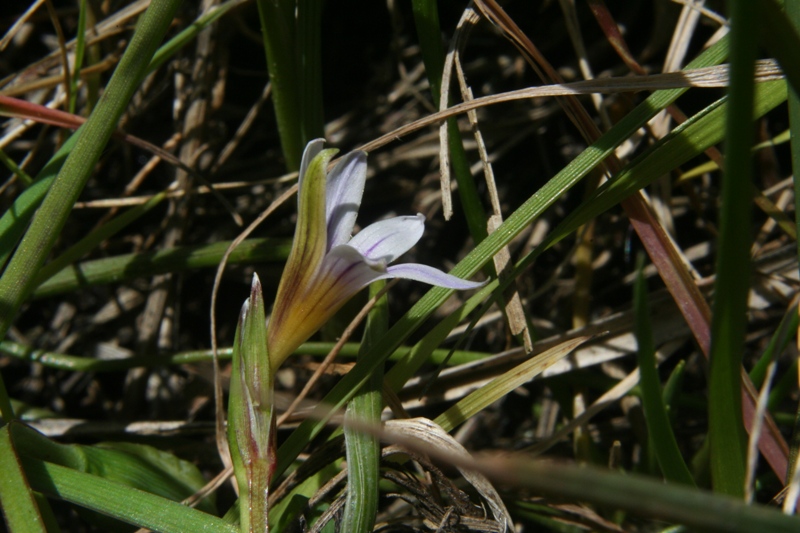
<box><xmin>11</xmin><ymin>423</ymin><xmax>216</xmax><ymax>520</ymax></box>
<box><xmin>22</xmin><ymin>457</ymin><xmax>235</xmax><ymax>533</ymax></box>
<box><xmin>85</xmin><ymin>442</ymin><xmax>216</xmax><ymax>514</ymax></box>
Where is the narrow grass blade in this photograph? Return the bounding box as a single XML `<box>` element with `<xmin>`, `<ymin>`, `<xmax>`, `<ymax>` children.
<box><xmin>0</xmin><ymin>426</ymin><xmax>48</xmax><ymax>533</ymax></box>
<box><xmin>789</xmin><ymin>1</ymin><xmax>800</xmax><ymax>270</ymax></box>
<box><xmin>476</xmin><ymin>458</ymin><xmax>800</xmax><ymax>533</ymax></box>
<box><xmin>0</xmin><ymin>148</ymin><xmax>33</xmax><ymax>186</ymax></box>
<box><xmin>785</xmin><ymin>0</ymin><xmax>800</xmax><ymax>490</ymax></box>
<box><xmin>342</xmin><ymin>282</ymin><xmax>388</xmax><ymax>533</ymax></box>
<box><xmin>148</xmin><ymin>0</ymin><xmax>247</xmax><ymax>74</ymax></box>
<box><xmin>33</xmin><ymin>191</ymin><xmax>169</xmax><ymax>286</ymax></box>
<box><xmin>634</xmin><ymin>255</ymin><xmax>695</xmax><ymax>487</ymax></box>
<box><xmin>33</xmin><ymin>238</ymin><xmax>291</xmax><ymax>299</ymax></box>
<box><xmin>760</xmin><ymin>0</ymin><xmax>800</xmax><ymax>99</ymax></box>
<box><xmin>296</xmin><ymin>0</ymin><xmax>324</xmax><ymax>143</ymax></box>
<box><xmin>269</xmin><ymin>461</ymin><xmax>339</xmax><ymax>532</ymax></box>
<box><xmin>434</xmin><ymin>335</ymin><xmax>590</xmax><ymax>433</ymax></box>
<box><xmin>0</xmin><ymin>0</ymin><xmax>184</xmax><ymax>340</ymax></box>
<box><xmin>0</xmin><ymin>131</ymin><xmax>77</xmax><ymax>271</ymax></box>
<box><xmin>383</xmin><ymin>281</ymin><xmax>495</xmax><ymax>392</ymax></box>
<box><xmin>255</xmin><ymin>0</ymin><xmax>324</xmax><ymax>170</ymax></box>
<box><xmin>539</xmin><ymin>81</ymin><xmax>786</xmax><ymax>252</ymax></box>
<box><xmin>663</xmin><ymin>360</ymin><xmax>687</xmax><ymax>425</ymax></box>
<box><xmin>749</xmin><ymin>304</ymin><xmax>799</xmax><ymax>387</ymax></box>
<box><xmin>708</xmin><ymin>0</ymin><xmax>758</xmax><ymax>497</ymax></box>
<box><xmin>0</xmin><ymin>339</ymin><xmax>490</xmax><ymax>374</ymax></box>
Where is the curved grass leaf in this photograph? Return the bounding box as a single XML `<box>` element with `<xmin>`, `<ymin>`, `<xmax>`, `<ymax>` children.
<box><xmin>475</xmin><ymin>457</ymin><xmax>800</xmax><ymax>533</ymax></box>
<box><xmin>22</xmin><ymin>458</ymin><xmax>234</xmax><ymax>533</ymax></box>
<box><xmin>11</xmin><ymin>424</ymin><xmax>216</xmax><ymax>516</ymax></box>
<box><xmin>634</xmin><ymin>255</ymin><xmax>695</xmax><ymax>487</ymax></box>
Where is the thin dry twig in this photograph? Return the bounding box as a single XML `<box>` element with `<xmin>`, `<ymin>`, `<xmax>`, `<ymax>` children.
<box><xmin>360</xmin><ymin>60</ymin><xmax>783</xmax><ymax>154</ymax></box>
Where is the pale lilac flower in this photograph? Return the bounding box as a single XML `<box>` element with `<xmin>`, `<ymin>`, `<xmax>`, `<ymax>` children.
<box><xmin>267</xmin><ymin>139</ymin><xmax>484</xmax><ymax>368</ymax></box>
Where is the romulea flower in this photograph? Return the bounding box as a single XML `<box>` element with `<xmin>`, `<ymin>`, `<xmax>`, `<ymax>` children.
<box><xmin>266</xmin><ymin>139</ymin><xmax>485</xmax><ymax>368</ymax></box>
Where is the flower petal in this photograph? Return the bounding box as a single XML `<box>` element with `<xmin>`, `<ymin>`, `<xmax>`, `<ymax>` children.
<box><xmin>297</xmin><ymin>138</ymin><xmax>326</xmax><ymax>190</ymax></box>
<box><xmin>268</xmin><ymin>147</ymin><xmax>337</xmax><ymax>365</ymax></box>
<box><xmin>266</xmin><ymin>245</ymin><xmax>383</xmax><ymax>367</ymax></box>
<box><xmin>326</xmin><ymin>150</ymin><xmax>367</xmax><ymax>249</ymax></box>
<box><xmin>383</xmin><ymin>263</ymin><xmax>486</xmax><ymax>290</ymax></box>
<box><xmin>348</xmin><ymin>214</ymin><xmax>425</xmax><ymax>264</ymax></box>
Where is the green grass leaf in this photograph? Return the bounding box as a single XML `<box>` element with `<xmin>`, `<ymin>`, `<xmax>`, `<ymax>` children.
<box><xmin>707</xmin><ymin>0</ymin><xmax>759</xmax><ymax>497</ymax></box>
<box><xmin>0</xmin><ymin>426</ymin><xmax>49</xmax><ymax>533</ymax></box>
<box><xmin>634</xmin><ymin>255</ymin><xmax>695</xmax><ymax>487</ymax></box>
<box><xmin>342</xmin><ymin>282</ymin><xmax>388</xmax><ymax>533</ymax></box>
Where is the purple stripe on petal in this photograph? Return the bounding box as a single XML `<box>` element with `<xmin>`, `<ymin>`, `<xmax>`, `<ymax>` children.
<box><xmin>348</xmin><ymin>214</ymin><xmax>425</xmax><ymax>263</ymax></box>
<box><xmin>384</xmin><ymin>263</ymin><xmax>486</xmax><ymax>290</ymax></box>
<box><xmin>320</xmin><ymin>245</ymin><xmax>385</xmax><ymax>296</ymax></box>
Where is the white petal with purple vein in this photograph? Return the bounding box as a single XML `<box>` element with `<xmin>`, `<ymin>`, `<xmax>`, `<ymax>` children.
<box><xmin>384</xmin><ymin>263</ymin><xmax>486</xmax><ymax>290</ymax></box>
<box><xmin>348</xmin><ymin>214</ymin><xmax>425</xmax><ymax>263</ymax></box>
<box><xmin>320</xmin><ymin>244</ymin><xmax>387</xmax><ymax>296</ymax></box>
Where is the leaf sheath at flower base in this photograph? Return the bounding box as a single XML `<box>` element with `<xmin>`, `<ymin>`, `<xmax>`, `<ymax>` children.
<box><xmin>228</xmin><ymin>274</ymin><xmax>274</xmax><ymax>533</ymax></box>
